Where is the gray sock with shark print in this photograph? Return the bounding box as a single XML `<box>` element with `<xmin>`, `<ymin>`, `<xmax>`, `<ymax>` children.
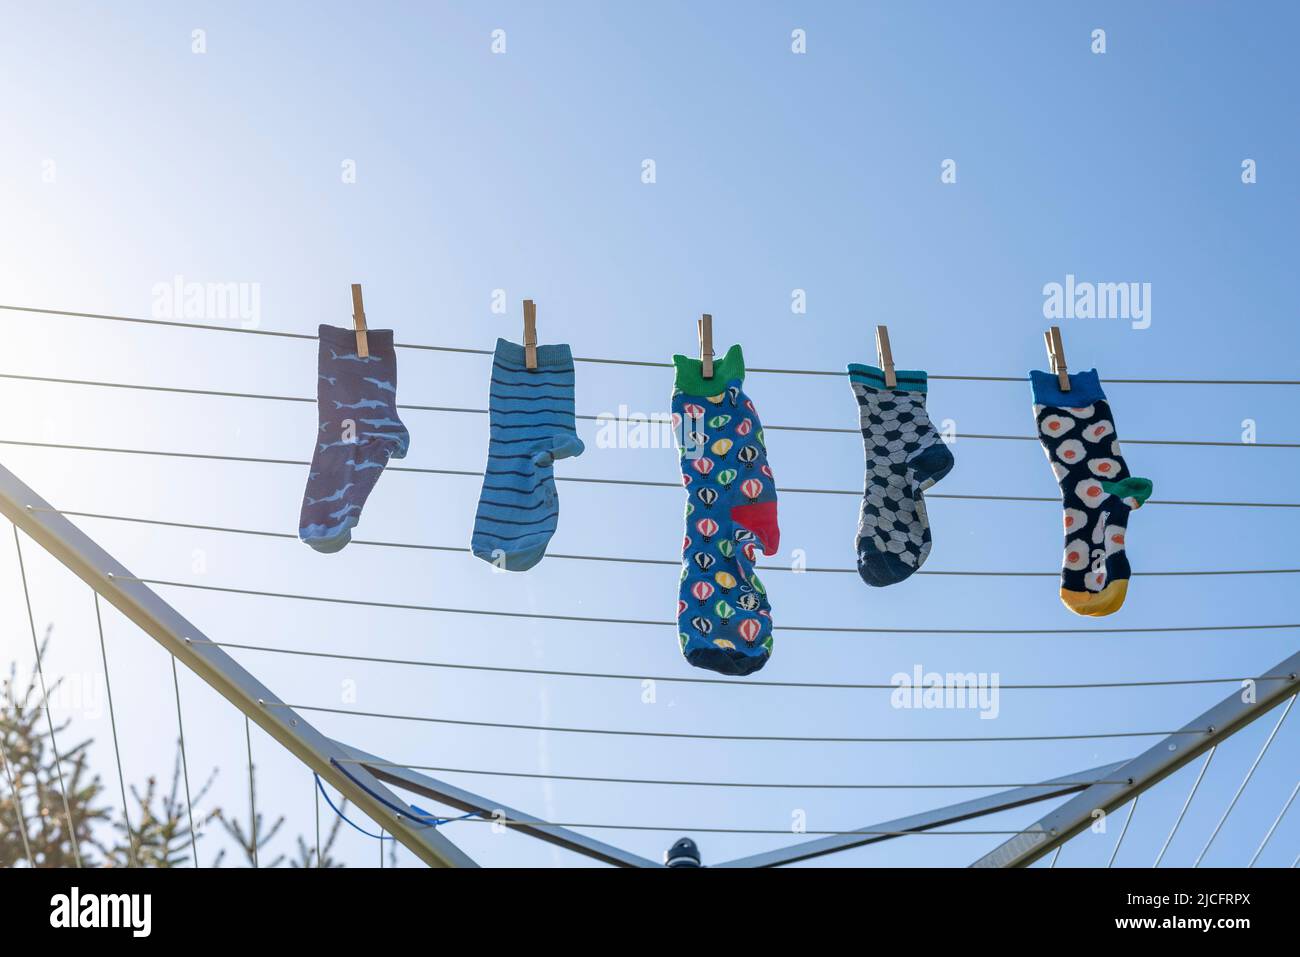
<box><xmin>299</xmin><ymin>324</ymin><xmax>410</xmax><ymax>553</ymax></box>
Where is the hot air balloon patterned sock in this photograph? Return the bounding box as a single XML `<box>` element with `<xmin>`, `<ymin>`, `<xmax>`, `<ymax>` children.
<box><xmin>1031</xmin><ymin>368</ymin><xmax>1153</xmax><ymax>616</ymax></box>
<box><xmin>847</xmin><ymin>364</ymin><xmax>954</xmax><ymax>586</ymax></box>
<box><xmin>671</xmin><ymin>344</ymin><xmax>780</xmax><ymax>676</ymax></box>
<box><xmin>299</xmin><ymin>325</ymin><xmax>410</xmax><ymax>553</ymax></box>
<box><xmin>470</xmin><ymin>338</ymin><xmax>585</xmax><ymax>572</ymax></box>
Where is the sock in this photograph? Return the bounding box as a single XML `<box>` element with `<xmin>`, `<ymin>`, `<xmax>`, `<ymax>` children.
<box><xmin>847</xmin><ymin>364</ymin><xmax>954</xmax><ymax>586</ymax></box>
<box><xmin>1031</xmin><ymin>368</ymin><xmax>1153</xmax><ymax>616</ymax></box>
<box><xmin>672</xmin><ymin>344</ymin><xmax>779</xmax><ymax>676</ymax></box>
<box><xmin>471</xmin><ymin>338</ymin><xmax>585</xmax><ymax>572</ymax></box>
<box><xmin>299</xmin><ymin>325</ymin><xmax>410</xmax><ymax>553</ymax></box>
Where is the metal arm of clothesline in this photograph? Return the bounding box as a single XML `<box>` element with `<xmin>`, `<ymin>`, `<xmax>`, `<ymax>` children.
<box><xmin>337</xmin><ymin>743</ymin><xmax>662</xmax><ymax>867</ymax></box>
<box><xmin>0</xmin><ymin>460</ymin><xmax>477</xmax><ymax>869</ymax></box>
<box><xmin>972</xmin><ymin>652</ymin><xmax>1300</xmax><ymax>867</ymax></box>
<box><xmin>712</xmin><ymin>761</ymin><xmax>1129</xmax><ymax>868</ymax></box>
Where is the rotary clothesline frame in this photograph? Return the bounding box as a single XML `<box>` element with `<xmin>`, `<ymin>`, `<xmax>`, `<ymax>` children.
<box><xmin>4</xmin><ymin>460</ymin><xmax>1297</xmax><ymax>866</ymax></box>
<box><xmin>2</xmin><ymin>303</ymin><xmax>1299</xmax><ymax>867</ymax></box>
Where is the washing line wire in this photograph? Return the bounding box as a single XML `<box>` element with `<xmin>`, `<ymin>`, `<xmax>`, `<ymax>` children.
<box><xmin>4</xmin><ymin>304</ymin><xmax>1299</xmax><ymax>385</ymax></box>
<box><xmin>333</xmin><ymin>754</ymin><xmax>1038</xmax><ymax>837</ymax></box>
<box><xmin>6</xmin><ymin>438</ymin><xmax>1297</xmax><ymax>509</ymax></box>
<box><xmin>323</xmin><ymin>766</ymin><xmax>1022</xmax><ymax>836</ymax></box>
<box><xmin>1154</xmin><ymin>745</ymin><xmax>1216</xmax><ymax>868</ymax></box>
<box><xmin>189</xmin><ymin>638</ymin><xmax>1290</xmax><ymax>691</ymax></box>
<box><xmin>36</xmin><ymin>507</ymin><xmax>1299</xmax><ymax>577</ymax></box>
<box><xmin>268</xmin><ymin>700</ymin><xmax>1203</xmax><ymax>744</ymax></box>
<box><xmin>334</xmin><ymin>757</ymin><xmax>1130</xmax><ymax>791</ymax></box>
<box><xmin>245</xmin><ymin>716</ymin><xmax>258</xmax><ymax>868</ymax></box>
<box><xmin>1193</xmin><ymin>694</ymin><xmax>1297</xmax><ymax>867</ymax></box>
<box><xmin>1249</xmin><ymin>778</ymin><xmax>1300</xmax><ymax>867</ymax></box>
<box><xmin>1107</xmin><ymin>795</ymin><xmax>1140</xmax><ymax>868</ymax></box>
<box><xmin>5</xmin><ymin>370</ymin><xmax>1297</xmax><ymax>450</ymax></box>
<box><xmin>321</xmin><ymin>816</ymin><xmax>1023</xmax><ymax>837</ymax></box>
<box><xmin>483</xmin><ymin>820</ymin><xmax>1024</xmax><ymax>836</ymax></box>
<box><xmin>114</xmin><ymin>574</ymin><xmax>1300</xmax><ymax>636</ymax></box>
<box><xmin>170</xmin><ymin>656</ymin><xmax>200</xmax><ymax>868</ymax></box>
<box><xmin>12</xmin><ymin>526</ymin><xmax>82</xmax><ymax>867</ymax></box>
<box><xmin>92</xmin><ymin>591</ymin><xmax>136</xmax><ymax>867</ymax></box>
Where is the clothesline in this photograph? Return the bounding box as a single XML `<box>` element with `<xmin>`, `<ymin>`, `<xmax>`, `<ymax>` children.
<box><xmin>114</xmin><ymin>575</ymin><xmax>1299</xmax><ymax>635</ymax></box>
<box><xmin>4</xmin><ymin>439</ymin><xmax>1295</xmax><ymax>509</ymax></box>
<box><xmin>353</xmin><ymin>817</ymin><xmax>1027</xmax><ymax>837</ymax></box>
<box><xmin>269</xmin><ymin>700</ymin><xmax>1205</xmax><ymax>744</ymax></box>
<box><xmin>4</xmin><ymin>371</ymin><xmax>1296</xmax><ymax>449</ymax></box>
<box><xmin>4</xmin><ymin>304</ymin><xmax>1299</xmax><ymax>385</ymax></box>
<box><xmin>41</xmin><ymin>507</ymin><xmax>1300</xmax><ymax>577</ymax></box>
<box><xmin>191</xmin><ymin>638</ymin><xmax>1294</xmax><ymax>691</ymax></box>
<box><xmin>7</xmin><ymin>308</ymin><xmax>1289</xmax><ymax>868</ymax></box>
<box><xmin>346</xmin><ymin>759</ymin><xmax>1133</xmax><ymax>790</ymax></box>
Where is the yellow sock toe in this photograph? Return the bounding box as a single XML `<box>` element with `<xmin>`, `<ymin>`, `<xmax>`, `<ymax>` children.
<box><xmin>1061</xmin><ymin>579</ymin><xmax>1129</xmax><ymax>617</ymax></box>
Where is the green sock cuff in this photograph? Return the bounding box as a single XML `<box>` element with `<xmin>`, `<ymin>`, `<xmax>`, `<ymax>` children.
<box><xmin>673</xmin><ymin>344</ymin><xmax>745</xmax><ymax>395</ymax></box>
<box><xmin>1102</xmin><ymin>476</ymin><xmax>1153</xmax><ymax>506</ymax></box>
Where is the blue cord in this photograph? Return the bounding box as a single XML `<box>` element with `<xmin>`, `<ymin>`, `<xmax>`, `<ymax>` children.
<box><xmin>328</xmin><ymin>757</ymin><xmax>485</xmax><ymax>828</ymax></box>
<box><xmin>314</xmin><ymin>768</ymin><xmax>482</xmax><ymax>843</ymax></box>
<box><xmin>315</xmin><ymin>773</ymin><xmax>398</xmax><ymax>840</ymax></box>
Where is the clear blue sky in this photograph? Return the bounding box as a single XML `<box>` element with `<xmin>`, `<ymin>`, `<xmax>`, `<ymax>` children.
<box><xmin>1</xmin><ymin>1</ymin><xmax>1296</xmax><ymax>867</ymax></box>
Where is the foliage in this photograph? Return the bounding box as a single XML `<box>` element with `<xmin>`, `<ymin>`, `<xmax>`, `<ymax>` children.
<box><xmin>1</xmin><ymin>632</ymin><xmax>112</xmax><ymax>867</ymax></box>
<box><xmin>1</xmin><ymin>632</ymin><xmax>344</xmax><ymax>867</ymax></box>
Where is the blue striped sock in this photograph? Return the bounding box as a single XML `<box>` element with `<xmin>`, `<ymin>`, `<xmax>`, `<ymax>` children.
<box><xmin>471</xmin><ymin>339</ymin><xmax>585</xmax><ymax>571</ymax></box>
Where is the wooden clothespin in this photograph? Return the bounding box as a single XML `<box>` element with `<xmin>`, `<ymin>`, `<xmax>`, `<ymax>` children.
<box><xmin>1043</xmin><ymin>325</ymin><xmax>1070</xmax><ymax>392</ymax></box>
<box><xmin>522</xmin><ymin>299</ymin><xmax>538</xmax><ymax>370</ymax></box>
<box><xmin>875</xmin><ymin>324</ymin><xmax>897</xmax><ymax>388</ymax></box>
<box><xmin>350</xmin><ymin>283</ymin><xmax>369</xmax><ymax>359</ymax></box>
<box><xmin>698</xmin><ymin>314</ymin><xmax>714</xmax><ymax>378</ymax></box>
